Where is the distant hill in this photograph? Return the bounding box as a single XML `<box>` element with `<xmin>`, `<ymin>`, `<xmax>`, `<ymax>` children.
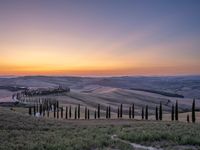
<box><xmin>0</xmin><ymin>75</ymin><xmax>199</xmax><ymax>98</ymax></box>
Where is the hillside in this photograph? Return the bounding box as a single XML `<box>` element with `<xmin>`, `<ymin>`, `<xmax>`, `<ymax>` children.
<box><xmin>0</xmin><ymin>76</ymin><xmax>200</xmax><ymax>114</ymax></box>
<box><xmin>0</xmin><ymin>76</ymin><xmax>200</xmax><ymax>98</ymax></box>
<box><xmin>0</xmin><ymin>107</ymin><xmax>200</xmax><ymax>150</ymax></box>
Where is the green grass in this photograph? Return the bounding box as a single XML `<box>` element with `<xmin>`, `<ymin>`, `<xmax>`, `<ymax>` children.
<box><xmin>117</xmin><ymin>122</ymin><xmax>200</xmax><ymax>146</ymax></box>
<box><xmin>0</xmin><ymin>107</ymin><xmax>200</xmax><ymax>150</ymax></box>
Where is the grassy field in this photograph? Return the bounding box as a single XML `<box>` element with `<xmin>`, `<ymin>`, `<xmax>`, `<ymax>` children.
<box><xmin>0</xmin><ymin>106</ymin><xmax>200</xmax><ymax>150</ymax></box>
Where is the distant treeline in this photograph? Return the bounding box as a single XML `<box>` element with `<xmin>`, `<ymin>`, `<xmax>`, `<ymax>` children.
<box><xmin>130</xmin><ymin>88</ymin><xmax>184</xmax><ymax>98</ymax></box>
<box><xmin>0</xmin><ymin>86</ymin><xmax>27</xmax><ymax>92</ymax></box>
<box><xmin>20</xmin><ymin>86</ymin><xmax>70</xmax><ymax>97</ymax></box>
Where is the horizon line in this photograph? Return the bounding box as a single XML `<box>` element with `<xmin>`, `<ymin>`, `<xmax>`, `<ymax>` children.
<box><xmin>0</xmin><ymin>74</ymin><xmax>200</xmax><ymax>78</ymax></box>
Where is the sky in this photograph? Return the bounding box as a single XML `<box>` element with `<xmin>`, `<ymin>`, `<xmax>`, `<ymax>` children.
<box><xmin>0</xmin><ymin>0</ymin><xmax>200</xmax><ymax>76</ymax></box>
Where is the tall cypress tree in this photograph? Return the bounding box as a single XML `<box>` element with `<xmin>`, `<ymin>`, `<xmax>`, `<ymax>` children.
<box><xmin>145</xmin><ymin>105</ymin><xmax>148</xmax><ymax>120</ymax></box>
<box><xmin>29</xmin><ymin>107</ymin><xmax>32</xmax><ymax>115</ymax></box>
<box><xmin>175</xmin><ymin>100</ymin><xmax>178</xmax><ymax>121</ymax></box>
<box><xmin>47</xmin><ymin>108</ymin><xmax>49</xmax><ymax>118</ymax></box>
<box><xmin>98</xmin><ymin>104</ymin><xmax>100</xmax><ymax>119</ymax></box>
<box><xmin>192</xmin><ymin>99</ymin><xmax>196</xmax><ymax>123</ymax></box>
<box><xmin>57</xmin><ymin>108</ymin><xmax>59</xmax><ymax>119</ymax></box>
<box><xmin>108</xmin><ymin>106</ymin><xmax>111</xmax><ymax>119</ymax></box>
<box><xmin>65</xmin><ymin>106</ymin><xmax>68</xmax><ymax>119</ymax></box>
<box><xmin>40</xmin><ymin>104</ymin><xmax>42</xmax><ymax>116</ymax></box>
<box><xmin>33</xmin><ymin>105</ymin><xmax>36</xmax><ymax>116</ymax></box>
<box><xmin>159</xmin><ymin>102</ymin><xmax>162</xmax><ymax>121</ymax></box>
<box><xmin>78</xmin><ymin>104</ymin><xmax>80</xmax><ymax>119</ymax></box>
<box><xmin>171</xmin><ymin>104</ymin><xmax>174</xmax><ymax>121</ymax></box>
<box><xmin>94</xmin><ymin>110</ymin><xmax>97</xmax><ymax>119</ymax></box>
<box><xmin>69</xmin><ymin>106</ymin><xmax>72</xmax><ymax>119</ymax></box>
<box><xmin>120</xmin><ymin>104</ymin><xmax>123</xmax><ymax>118</ymax></box>
<box><xmin>53</xmin><ymin>104</ymin><xmax>56</xmax><ymax>118</ymax></box>
<box><xmin>74</xmin><ymin>107</ymin><xmax>77</xmax><ymax>119</ymax></box>
<box><xmin>85</xmin><ymin>107</ymin><xmax>87</xmax><ymax>120</ymax></box>
<box><xmin>132</xmin><ymin>104</ymin><xmax>134</xmax><ymax>119</ymax></box>
<box><xmin>155</xmin><ymin>106</ymin><xmax>158</xmax><ymax>120</ymax></box>
<box><xmin>88</xmin><ymin>109</ymin><xmax>90</xmax><ymax>119</ymax></box>
<box><xmin>106</xmin><ymin>107</ymin><xmax>108</xmax><ymax>119</ymax></box>
<box><xmin>42</xmin><ymin>104</ymin><xmax>45</xmax><ymax>117</ymax></box>
<box><xmin>36</xmin><ymin>103</ymin><xmax>39</xmax><ymax>113</ymax></box>
<box><xmin>61</xmin><ymin>107</ymin><xmax>63</xmax><ymax>118</ymax></box>
<box><xmin>117</xmin><ymin>107</ymin><xmax>120</xmax><ymax>118</ymax></box>
<box><xmin>142</xmin><ymin>107</ymin><xmax>144</xmax><ymax>120</ymax></box>
<box><xmin>129</xmin><ymin>107</ymin><xmax>131</xmax><ymax>119</ymax></box>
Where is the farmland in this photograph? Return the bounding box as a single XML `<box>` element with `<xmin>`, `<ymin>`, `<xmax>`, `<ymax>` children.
<box><xmin>0</xmin><ymin>76</ymin><xmax>200</xmax><ymax>150</ymax></box>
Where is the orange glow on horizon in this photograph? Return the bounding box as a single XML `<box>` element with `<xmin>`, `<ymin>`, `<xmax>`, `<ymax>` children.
<box><xmin>0</xmin><ymin>63</ymin><xmax>199</xmax><ymax>76</ymax></box>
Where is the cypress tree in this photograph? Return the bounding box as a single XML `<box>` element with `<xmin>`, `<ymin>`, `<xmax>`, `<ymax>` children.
<box><xmin>69</xmin><ymin>106</ymin><xmax>72</xmax><ymax>119</ymax></box>
<box><xmin>47</xmin><ymin>100</ymin><xmax>50</xmax><ymax>112</ymax></box>
<box><xmin>98</xmin><ymin>104</ymin><xmax>100</xmax><ymax>119</ymax></box>
<box><xmin>75</xmin><ymin>107</ymin><xmax>77</xmax><ymax>119</ymax></box>
<box><xmin>106</xmin><ymin>107</ymin><xmax>108</xmax><ymax>119</ymax></box>
<box><xmin>29</xmin><ymin>107</ymin><xmax>32</xmax><ymax>115</ymax></box>
<box><xmin>61</xmin><ymin>107</ymin><xmax>63</xmax><ymax>119</ymax></box>
<box><xmin>85</xmin><ymin>107</ymin><xmax>87</xmax><ymax>120</ymax></box>
<box><xmin>159</xmin><ymin>102</ymin><xmax>162</xmax><ymax>121</ymax></box>
<box><xmin>175</xmin><ymin>100</ymin><xmax>178</xmax><ymax>121</ymax></box>
<box><xmin>155</xmin><ymin>106</ymin><xmax>158</xmax><ymax>120</ymax></box>
<box><xmin>108</xmin><ymin>106</ymin><xmax>111</xmax><ymax>119</ymax></box>
<box><xmin>78</xmin><ymin>104</ymin><xmax>80</xmax><ymax>119</ymax></box>
<box><xmin>33</xmin><ymin>105</ymin><xmax>36</xmax><ymax>116</ymax></box>
<box><xmin>117</xmin><ymin>107</ymin><xmax>120</xmax><ymax>118</ymax></box>
<box><xmin>129</xmin><ymin>107</ymin><xmax>131</xmax><ymax>119</ymax></box>
<box><xmin>187</xmin><ymin>114</ymin><xmax>190</xmax><ymax>123</ymax></box>
<box><xmin>107</xmin><ymin>106</ymin><xmax>109</xmax><ymax>119</ymax></box>
<box><xmin>192</xmin><ymin>99</ymin><xmax>196</xmax><ymax>123</ymax></box>
<box><xmin>94</xmin><ymin>110</ymin><xmax>97</xmax><ymax>119</ymax></box>
<box><xmin>40</xmin><ymin>104</ymin><xmax>42</xmax><ymax>116</ymax></box>
<box><xmin>53</xmin><ymin>104</ymin><xmax>56</xmax><ymax>118</ymax></box>
<box><xmin>57</xmin><ymin>108</ymin><xmax>59</xmax><ymax>119</ymax></box>
<box><xmin>145</xmin><ymin>105</ymin><xmax>148</xmax><ymax>120</ymax></box>
<box><xmin>142</xmin><ymin>107</ymin><xmax>144</xmax><ymax>120</ymax></box>
<box><xmin>36</xmin><ymin>103</ymin><xmax>38</xmax><ymax>113</ymax></box>
<box><xmin>120</xmin><ymin>104</ymin><xmax>123</xmax><ymax>118</ymax></box>
<box><xmin>88</xmin><ymin>109</ymin><xmax>90</xmax><ymax>119</ymax></box>
<box><xmin>47</xmin><ymin>108</ymin><xmax>49</xmax><ymax>118</ymax></box>
<box><xmin>65</xmin><ymin>106</ymin><xmax>68</xmax><ymax>119</ymax></box>
<box><xmin>171</xmin><ymin>104</ymin><xmax>174</xmax><ymax>121</ymax></box>
<box><xmin>132</xmin><ymin>104</ymin><xmax>134</xmax><ymax>119</ymax></box>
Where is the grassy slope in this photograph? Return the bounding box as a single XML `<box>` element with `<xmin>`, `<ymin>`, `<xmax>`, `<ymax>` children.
<box><xmin>1</xmin><ymin>107</ymin><xmax>200</xmax><ymax>150</ymax></box>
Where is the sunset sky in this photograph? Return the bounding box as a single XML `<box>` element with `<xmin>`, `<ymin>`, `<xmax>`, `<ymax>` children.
<box><xmin>0</xmin><ymin>0</ymin><xmax>200</xmax><ymax>76</ymax></box>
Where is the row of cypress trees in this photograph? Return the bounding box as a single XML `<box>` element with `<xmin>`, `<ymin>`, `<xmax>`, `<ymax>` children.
<box><xmin>155</xmin><ymin>102</ymin><xmax>162</xmax><ymax>120</ymax></box>
<box><xmin>28</xmin><ymin>99</ymin><xmax>58</xmax><ymax>117</ymax></box>
<box><xmin>28</xmin><ymin>100</ymin><xmax>197</xmax><ymax>122</ymax></box>
<box><xmin>171</xmin><ymin>101</ymin><xmax>179</xmax><ymax>121</ymax></box>
<box><xmin>140</xmin><ymin>105</ymin><xmax>149</xmax><ymax>120</ymax></box>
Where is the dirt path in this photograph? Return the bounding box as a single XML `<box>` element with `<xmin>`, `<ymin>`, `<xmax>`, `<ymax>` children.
<box><xmin>111</xmin><ymin>134</ymin><xmax>163</xmax><ymax>150</ymax></box>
